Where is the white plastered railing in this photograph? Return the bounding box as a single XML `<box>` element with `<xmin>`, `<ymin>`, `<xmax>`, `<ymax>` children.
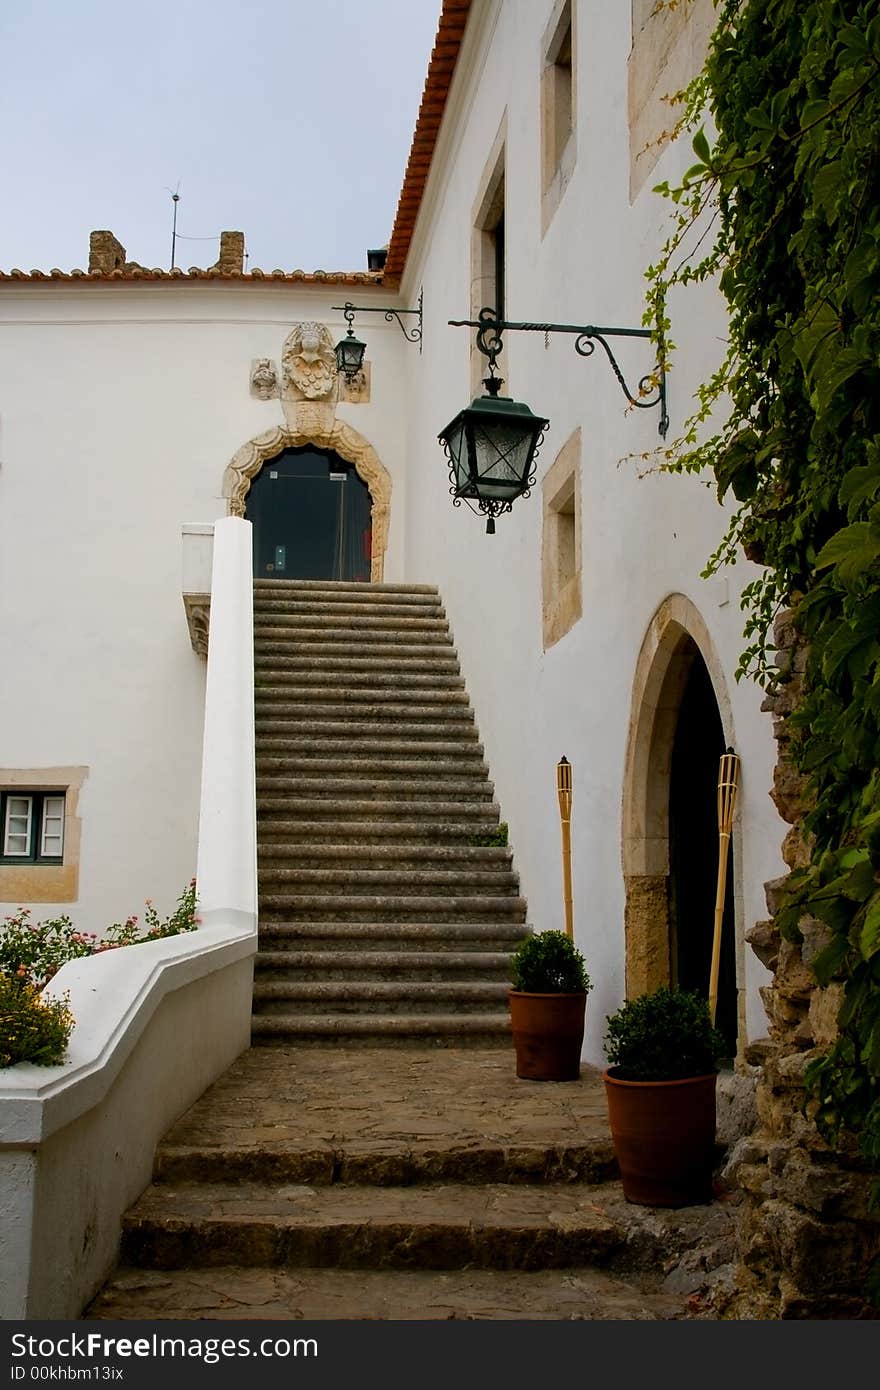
<box><xmin>0</xmin><ymin>516</ymin><xmax>258</xmax><ymax>1318</ymax></box>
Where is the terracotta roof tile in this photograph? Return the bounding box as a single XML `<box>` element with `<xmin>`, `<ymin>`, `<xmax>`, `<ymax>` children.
<box><xmin>384</xmin><ymin>0</ymin><xmax>472</xmax><ymax>286</ymax></box>
<box><xmin>0</xmin><ymin>267</ymin><xmax>384</xmax><ymax>287</ymax></box>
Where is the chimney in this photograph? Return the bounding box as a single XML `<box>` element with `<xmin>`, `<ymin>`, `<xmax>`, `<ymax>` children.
<box><xmin>89</xmin><ymin>230</ymin><xmax>127</xmax><ymax>273</ymax></box>
<box><xmin>367</xmin><ymin>247</ymin><xmax>388</xmax><ymax>272</ymax></box>
<box><xmin>214</xmin><ymin>231</ymin><xmax>245</xmax><ymax>274</ymax></box>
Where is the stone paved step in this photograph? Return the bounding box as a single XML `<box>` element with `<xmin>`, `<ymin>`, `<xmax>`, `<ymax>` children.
<box><xmin>256</xmin><ymin>922</ymin><xmax>527</xmax><ymax>949</ymax></box>
<box><xmin>256</xmin><ymin>736</ymin><xmax>482</xmax><ymax>757</ymax></box>
<box><xmin>253</xmin><ymin>579</ymin><xmax>440</xmax><ymax>596</ymax></box>
<box><xmin>255</xmin><ymin>669</ymin><xmax>464</xmax><ymax>691</ymax></box>
<box><xmin>257</xmin><ymin>869</ymin><xmax>518</xmax><ymax>892</ymax></box>
<box><xmin>254</xmin><ymin>619</ymin><xmax>453</xmax><ymax>640</ymax></box>
<box><xmin>255</xmin><ymin>652</ymin><xmax>461</xmax><ymax>673</ymax></box>
<box><xmin>255</xmin><ymin>755</ymin><xmax>489</xmax><ymax>778</ymax></box>
<box><xmin>255</xmin><ymin>776</ymin><xmax>495</xmax><ymax>800</ymax></box>
<box><xmin>256</xmin><ymin>799</ymin><xmax>502</xmax><ymax>822</ymax></box>
<box><xmin>257</xmin><ymin>895</ymin><xmax>528</xmax><ymax>922</ymax></box>
<box><xmin>257</xmin><ymin>845</ymin><xmax>512</xmax><ymax>867</ymax></box>
<box><xmin>256</xmin><ymin>720</ymin><xmax>479</xmax><ymax>742</ymax></box>
<box><xmin>255</xmin><ymin>686</ymin><xmax>471</xmax><ymax>707</ymax></box>
<box><xmin>257</xmin><ymin>820</ymin><xmax>503</xmax><ymax>844</ymax></box>
<box><xmin>252</xmin><ymin>980</ymin><xmax>510</xmax><ymax>1012</ymax></box>
<box><xmin>250</xmin><ymin>1013</ymin><xmax>512</xmax><ymax>1045</ymax></box>
<box><xmin>85</xmin><ymin>1263</ymin><xmax>689</xmax><ymax>1321</ymax></box>
<box><xmin>253</xmin><ymin>949</ymin><xmax>514</xmax><ymax>980</ymax></box>
<box><xmin>119</xmin><ymin>1181</ymin><xmax>632</xmax><ymax>1271</ymax></box>
<box><xmin>255</xmin><ymin>599</ymin><xmax>446</xmax><ymax>622</ymax></box>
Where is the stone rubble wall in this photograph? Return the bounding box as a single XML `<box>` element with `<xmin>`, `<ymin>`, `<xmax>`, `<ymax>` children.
<box><xmin>721</xmin><ymin>611</ymin><xmax>880</xmax><ymax>1319</ymax></box>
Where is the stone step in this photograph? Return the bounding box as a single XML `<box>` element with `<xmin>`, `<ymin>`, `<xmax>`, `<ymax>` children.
<box><xmin>253</xmin><ymin>980</ymin><xmax>510</xmax><ymax>1016</ymax></box>
<box><xmin>257</xmin><ymin>869</ymin><xmax>519</xmax><ymax>893</ymax></box>
<box><xmin>256</xmin><ymin>670</ymin><xmax>464</xmax><ymax>694</ymax></box>
<box><xmin>119</xmin><ymin>1180</ymin><xmax>625</xmax><ymax>1271</ymax></box>
<box><xmin>251</xmin><ymin>1013</ymin><xmax>512</xmax><ymax>1046</ymax></box>
<box><xmin>152</xmin><ymin>1134</ymin><xmax>615</xmax><ymax>1189</ymax></box>
<box><xmin>254</xmin><ymin>618</ymin><xmax>452</xmax><ymax>640</ymax></box>
<box><xmin>256</xmin><ymin>737</ymin><xmax>483</xmax><ymax>758</ymax></box>
<box><xmin>253</xmin><ymin>578</ymin><xmax>440</xmax><ymax>598</ymax></box>
<box><xmin>254</xmin><ymin>728</ymin><xmax>478</xmax><ymax>750</ymax></box>
<box><xmin>253</xmin><ymin>949</ymin><xmax>514</xmax><ymax>980</ymax></box>
<box><xmin>255</xmin><ymin>599</ymin><xmax>446</xmax><ymax>623</ymax></box>
<box><xmin>255</xmin><ymin>688</ymin><xmax>472</xmax><ymax>708</ymax></box>
<box><xmin>257</xmin><ymin>819</ymin><xmax>504</xmax><ymax>843</ymax></box>
<box><xmin>254</xmin><ymin>777</ymin><xmax>495</xmax><ymax>802</ymax></box>
<box><xmin>258</xmin><ymin>895</ymin><xmax>528</xmax><ymax>923</ymax></box>
<box><xmin>256</xmin><ymin>754</ymin><xmax>488</xmax><ymax>778</ymax></box>
<box><xmin>85</xmin><ymin>1263</ymin><xmax>687</xmax><ymax>1321</ymax></box>
<box><xmin>254</xmin><ymin>650</ymin><xmax>461</xmax><ymax>673</ymax></box>
<box><xmin>257</xmin><ymin>922</ymin><xmax>528</xmax><ymax>950</ymax></box>
<box><xmin>257</xmin><ymin>845</ymin><xmax>512</xmax><ymax>868</ymax></box>
<box><xmin>256</xmin><ymin>799</ymin><xmax>502</xmax><ymax>821</ymax></box>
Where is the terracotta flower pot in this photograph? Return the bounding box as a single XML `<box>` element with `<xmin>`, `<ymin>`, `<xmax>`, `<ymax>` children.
<box><xmin>508</xmin><ymin>989</ymin><xmax>587</xmax><ymax>1081</ymax></box>
<box><xmin>603</xmin><ymin>1069</ymin><xmax>717</xmax><ymax>1207</ymax></box>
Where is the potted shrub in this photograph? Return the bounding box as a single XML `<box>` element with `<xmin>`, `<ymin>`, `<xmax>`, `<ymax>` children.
<box><xmin>508</xmin><ymin>930</ymin><xmax>592</xmax><ymax>1081</ymax></box>
<box><xmin>603</xmin><ymin>985</ymin><xmax>726</xmax><ymax>1207</ymax></box>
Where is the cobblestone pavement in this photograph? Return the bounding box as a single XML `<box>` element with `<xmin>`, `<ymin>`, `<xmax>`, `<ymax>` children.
<box><xmin>86</xmin><ymin>1048</ymin><xmax>740</xmax><ymax>1321</ymax></box>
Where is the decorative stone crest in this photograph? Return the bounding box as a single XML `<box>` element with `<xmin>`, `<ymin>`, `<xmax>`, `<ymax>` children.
<box><xmin>250</xmin><ymin>358</ymin><xmax>279</xmax><ymax>400</ymax></box>
<box><xmin>282</xmin><ymin>322</ymin><xmax>338</xmax><ymax>400</ymax></box>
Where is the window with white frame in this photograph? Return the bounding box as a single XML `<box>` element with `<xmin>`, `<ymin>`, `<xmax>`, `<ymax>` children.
<box><xmin>1</xmin><ymin>791</ymin><xmax>66</xmax><ymax>862</ymax></box>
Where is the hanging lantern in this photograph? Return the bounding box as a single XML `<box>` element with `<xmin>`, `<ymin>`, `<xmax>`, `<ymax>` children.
<box><xmin>438</xmin><ymin>375</ymin><xmax>548</xmax><ymax>534</ymax></box>
<box><xmin>334</xmin><ymin>303</ymin><xmax>367</xmax><ymax>382</ymax></box>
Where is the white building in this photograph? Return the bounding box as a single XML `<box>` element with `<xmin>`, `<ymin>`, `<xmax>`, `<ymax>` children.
<box><xmin>0</xmin><ymin>2</ymin><xmax>782</xmax><ymax>1078</ymax></box>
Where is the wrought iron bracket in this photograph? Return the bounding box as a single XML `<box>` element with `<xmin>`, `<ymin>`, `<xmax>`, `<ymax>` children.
<box><xmin>333</xmin><ymin>288</ymin><xmax>423</xmax><ymax>351</ymax></box>
<box><xmin>449</xmin><ymin>306</ymin><xmax>669</xmax><ymax>437</ymax></box>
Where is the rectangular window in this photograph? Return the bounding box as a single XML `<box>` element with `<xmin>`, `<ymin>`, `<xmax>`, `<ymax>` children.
<box><xmin>1</xmin><ymin>791</ymin><xmax>65</xmax><ymax>863</ymax></box>
<box><xmin>541</xmin><ymin>0</ymin><xmax>576</xmax><ymax>230</ymax></box>
<box><xmin>471</xmin><ymin>125</ymin><xmax>507</xmax><ymax>394</ymax></box>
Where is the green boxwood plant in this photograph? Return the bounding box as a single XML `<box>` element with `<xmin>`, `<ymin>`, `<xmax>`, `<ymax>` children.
<box><xmin>510</xmin><ymin>930</ymin><xmax>592</xmax><ymax>994</ymax></box>
<box><xmin>604</xmin><ymin>986</ymin><xmax>726</xmax><ymax>1083</ymax></box>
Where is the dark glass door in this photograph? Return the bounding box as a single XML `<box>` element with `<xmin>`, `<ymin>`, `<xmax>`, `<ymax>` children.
<box><xmin>245</xmin><ymin>447</ymin><xmax>372</xmax><ymax>581</ymax></box>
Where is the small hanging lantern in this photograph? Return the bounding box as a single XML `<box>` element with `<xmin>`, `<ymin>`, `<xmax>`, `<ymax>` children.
<box><xmin>334</xmin><ymin>303</ymin><xmax>367</xmax><ymax>383</ymax></box>
<box><xmin>438</xmin><ymin>314</ymin><xmax>548</xmax><ymax>534</ymax></box>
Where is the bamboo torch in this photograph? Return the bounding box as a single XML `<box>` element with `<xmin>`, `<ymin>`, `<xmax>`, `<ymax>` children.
<box><xmin>708</xmin><ymin>747</ymin><xmax>740</xmax><ymax>1026</ymax></box>
<box><xmin>557</xmin><ymin>756</ymin><xmax>574</xmax><ymax>940</ymax></box>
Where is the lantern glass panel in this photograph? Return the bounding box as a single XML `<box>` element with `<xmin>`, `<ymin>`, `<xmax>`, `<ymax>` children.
<box><xmin>336</xmin><ymin>335</ymin><xmax>366</xmax><ymax>376</ymax></box>
<box><xmin>473</xmin><ymin>421</ymin><xmax>537</xmax><ymax>498</ymax></box>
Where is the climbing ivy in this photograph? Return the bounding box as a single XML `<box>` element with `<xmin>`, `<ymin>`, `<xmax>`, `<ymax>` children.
<box><xmin>643</xmin><ymin>0</ymin><xmax>880</xmax><ymax>1223</ymax></box>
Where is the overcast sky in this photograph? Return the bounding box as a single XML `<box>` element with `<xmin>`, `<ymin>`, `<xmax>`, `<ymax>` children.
<box><xmin>0</xmin><ymin>0</ymin><xmax>442</xmax><ymax>274</ymax></box>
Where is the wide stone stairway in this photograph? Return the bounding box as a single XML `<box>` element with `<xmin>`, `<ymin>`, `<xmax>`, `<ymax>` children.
<box><xmin>86</xmin><ymin>1050</ymin><xmax>738</xmax><ymax>1320</ymax></box>
<box><xmin>84</xmin><ymin>579</ymin><xmax>738</xmax><ymax>1320</ymax></box>
<box><xmin>249</xmin><ymin>577</ymin><xmax>527</xmax><ymax>1047</ymax></box>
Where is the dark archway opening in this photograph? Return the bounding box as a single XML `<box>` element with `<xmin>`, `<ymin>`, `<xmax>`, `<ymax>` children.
<box><xmin>245</xmin><ymin>446</ymin><xmax>372</xmax><ymax>581</ymax></box>
<box><xmin>668</xmin><ymin>645</ymin><xmax>737</xmax><ymax>1056</ymax></box>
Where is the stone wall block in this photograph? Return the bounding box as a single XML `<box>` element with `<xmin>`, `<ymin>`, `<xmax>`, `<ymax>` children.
<box><xmin>808</xmin><ymin>982</ymin><xmax>845</xmax><ymax>1049</ymax></box>
<box><xmin>746</xmin><ymin>919</ymin><xmax>780</xmax><ymax>971</ymax></box>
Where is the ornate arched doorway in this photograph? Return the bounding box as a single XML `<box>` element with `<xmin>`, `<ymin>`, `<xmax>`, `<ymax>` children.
<box><xmin>222</xmin><ymin>419</ymin><xmax>392</xmax><ymax>583</ymax></box>
<box><xmin>622</xmin><ymin>595</ymin><xmax>741</xmax><ymax>1056</ymax></box>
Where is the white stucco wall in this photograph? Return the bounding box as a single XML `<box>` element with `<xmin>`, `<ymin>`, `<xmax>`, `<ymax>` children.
<box><xmin>396</xmin><ymin>0</ymin><xmax>784</xmax><ymax>1060</ymax></box>
<box><xmin>0</xmin><ymin>282</ymin><xmax>407</xmax><ymax>934</ymax></box>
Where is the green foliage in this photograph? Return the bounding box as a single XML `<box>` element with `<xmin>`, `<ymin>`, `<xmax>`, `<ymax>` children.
<box><xmin>0</xmin><ymin>976</ymin><xmax>73</xmax><ymax>1068</ymax></box>
<box><xmin>468</xmin><ymin>822</ymin><xmax>509</xmax><ymax>847</ymax></box>
<box><xmin>0</xmin><ymin>911</ymin><xmax>96</xmax><ymax>990</ymax></box>
<box><xmin>643</xmin><ymin>0</ymin><xmax>880</xmax><ymax>1202</ymax></box>
<box><xmin>0</xmin><ymin>881</ymin><xmax>200</xmax><ymax>1067</ymax></box>
<box><xmin>510</xmin><ymin>930</ymin><xmax>592</xmax><ymax>994</ymax></box>
<box><xmin>604</xmin><ymin>987</ymin><xmax>726</xmax><ymax>1083</ymax></box>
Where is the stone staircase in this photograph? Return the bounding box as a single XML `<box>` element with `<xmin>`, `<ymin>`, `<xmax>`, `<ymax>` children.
<box><xmin>85</xmin><ymin>1051</ymin><xmax>738</xmax><ymax>1320</ymax></box>
<box><xmin>250</xmin><ymin>578</ymin><xmax>527</xmax><ymax>1047</ymax></box>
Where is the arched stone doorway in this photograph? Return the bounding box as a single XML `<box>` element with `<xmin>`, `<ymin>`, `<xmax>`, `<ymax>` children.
<box><xmin>622</xmin><ymin>594</ymin><xmax>741</xmax><ymax>1055</ymax></box>
<box><xmin>222</xmin><ymin>419</ymin><xmax>392</xmax><ymax>583</ymax></box>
